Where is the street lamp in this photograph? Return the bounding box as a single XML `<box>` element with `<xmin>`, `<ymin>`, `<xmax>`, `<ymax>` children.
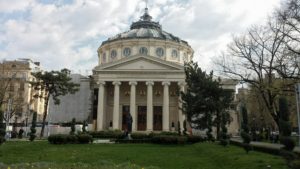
<box><xmin>295</xmin><ymin>83</ymin><xmax>300</xmax><ymax>146</ymax></box>
<box><xmin>5</xmin><ymin>98</ymin><xmax>12</xmax><ymax>139</ymax></box>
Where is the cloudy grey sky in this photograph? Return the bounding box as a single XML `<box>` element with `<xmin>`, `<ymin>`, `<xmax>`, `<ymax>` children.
<box><xmin>0</xmin><ymin>0</ymin><xmax>282</xmax><ymax>73</ymax></box>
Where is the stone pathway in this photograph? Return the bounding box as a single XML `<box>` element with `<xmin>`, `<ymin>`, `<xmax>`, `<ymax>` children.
<box><xmin>93</xmin><ymin>139</ymin><xmax>114</xmax><ymax>144</ymax></box>
<box><xmin>230</xmin><ymin>138</ymin><xmax>300</xmax><ymax>153</ymax></box>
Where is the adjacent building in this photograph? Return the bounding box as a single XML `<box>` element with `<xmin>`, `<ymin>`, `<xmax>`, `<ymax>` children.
<box><xmin>0</xmin><ymin>58</ymin><xmax>45</xmax><ymax>125</ymax></box>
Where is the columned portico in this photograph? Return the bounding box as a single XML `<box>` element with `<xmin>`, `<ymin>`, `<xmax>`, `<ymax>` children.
<box><xmin>97</xmin><ymin>81</ymin><xmax>106</xmax><ymax>130</ymax></box>
<box><xmin>113</xmin><ymin>81</ymin><xmax>121</xmax><ymax>129</ymax></box>
<box><xmin>129</xmin><ymin>81</ymin><xmax>137</xmax><ymax>131</ymax></box>
<box><xmin>162</xmin><ymin>81</ymin><xmax>170</xmax><ymax>131</ymax></box>
<box><xmin>146</xmin><ymin>81</ymin><xmax>154</xmax><ymax>131</ymax></box>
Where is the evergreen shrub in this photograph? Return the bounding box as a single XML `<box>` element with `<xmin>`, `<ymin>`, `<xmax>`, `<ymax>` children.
<box><xmin>186</xmin><ymin>136</ymin><xmax>204</xmax><ymax>144</ymax></box>
<box><xmin>48</xmin><ymin>134</ymin><xmax>93</xmax><ymax>144</ymax></box>
<box><xmin>291</xmin><ymin>160</ymin><xmax>300</xmax><ymax>169</ymax></box>
<box><xmin>152</xmin><ymin>135</ymin><xmax>187</xmax><ymax>144</ymax></box>
<box><xmin>18</xmin><ymin>129</ymin><xmax>24</xmax><ymax>139</ymax></box>
<box><xmin>280</xmin><ymin>137</ymin><xmax>295</xmax><ymax>151</ymax></box>
<box><xmin>130</xmin><ymin>133</ymin><xmax>150</xmax><ymax>139</ymax></box>
<box><xmin>66</xmin><ymin>134</ymin><xmax>77</xmax><ymax>143</ymax></box>
<box><xmin>77</xmin><ymin>134</ymin><xmax>93</xmax><ymax>144</ymax></box>
<box><xmin>88</xmin><ymin>130</ymin><xmax>123</xmax><ymax>139</ymax></box>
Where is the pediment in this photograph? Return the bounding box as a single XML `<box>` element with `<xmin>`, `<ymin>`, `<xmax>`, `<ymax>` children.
<box><xmin>96</xmin><ymin>56</ymin><xmax>183</xmax><ymax>71</ymax></box>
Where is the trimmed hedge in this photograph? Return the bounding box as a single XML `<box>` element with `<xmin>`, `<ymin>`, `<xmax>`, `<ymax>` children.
<box><xmin>48</xmin><ymin>134</ymin><xmax>93</xmax><ymax>144</ymax></box>
<box><xmin>88</xmin><ymin>130</ymin><xmax>123</xmax><ymax>139</ymax></box>
<box><xmin>130</xmin><ymin>133</ymin><xmax>151</xmax><ymax>139</ymax></box>
<box><xmin>280</xmin><ymin>137</ymin><xmax>296</xmax><ymax>151</ymax></box>
<box><xmin>115</xmin><ymin>139</ymin><xmax>152</xmax><ymax>144</ymax></box>
<box><xmin>152</xmin><ymin>135</ymin><xmax>187</xmax><ymax>145</ymax></box>
<box><xmin>187</xmin><ymin>136</ymin><xmax>205</xmax><ymax>144</ymax></box>
<box><xmin>77</xmin><ymin>134</ymin><xmax>93</xmax><ymax>144</ymax></box>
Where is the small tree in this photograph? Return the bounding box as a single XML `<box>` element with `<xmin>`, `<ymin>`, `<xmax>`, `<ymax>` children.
<box><xmin>181</xmin><ymin>62</ymin><xmax>220</xmax><ymax>140</ymax></box>
<box><xmin>82</xmin><ymin>120</ymin><xmax>87</xmax><ymax>133</ymax></box>
<box><xmin>29</xmin><ymin>111</ymin><xmax>37</xmax><ymax>141</ymax></box>
<box><xmin>0</xmin><ymin>110</ymin><xmax>6</xmax><ymax>145</ymax></box>
<box><xmin>240</xmin><ymin>105</ymin><xmax>252</xmax><ymax>153</ymax></box>
<box><xmin>30</xmin><ymin>69</ymin><xmax>79</xmax><ymax>137</ymax></box>
<box><xmin>278</xmin><ymin>97</ymin><xmax>295</xmax><ymax>154</ymax></box>
<box><xmin>183</xmin><ymin>120</ymin><xmax>187</xmax><ymax>135</ymax></box>
<box><xmin>220</xmin><ymin>113</ymin><xmax>229</xmax><ymax>146</ymax></box>
<box><xmin>70</xmin><ymin>118</ymin><xmax>76</xmax><ymax>135</ymax></box>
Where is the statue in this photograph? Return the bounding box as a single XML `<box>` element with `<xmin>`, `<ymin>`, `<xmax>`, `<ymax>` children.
<box><xmin>126</xmin><ymin>113</ymin><xmax>133</xmax><ymax>133</ymax></box>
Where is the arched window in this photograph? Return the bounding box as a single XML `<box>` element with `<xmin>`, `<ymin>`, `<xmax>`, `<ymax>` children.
<box><xmin>156</xmin><ymin>47</ymin><xmax>164</xmax><ymax>57</ymax></box>
<box><xmin>111</xmin><ymin>50</ymin><xmax>117</xmax><ymax>59</ymax></box>
<box><xmin>102</xmin><ymin>53</ymin><xmax>107</xmax><ymax>63</ymax></box>
<box><xmin>139</xmin><ymin>47</ymin><xmax>148</xmax><ymax>55</ymax></box>
<box><xmin>123</xmin><ymin>48</ymin><xmax>131</xmax><ymax>57</ymax></box>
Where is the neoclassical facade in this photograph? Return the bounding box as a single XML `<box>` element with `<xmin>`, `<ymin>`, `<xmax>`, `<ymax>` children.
<box><xmin>92</xmin><ymin>8</ymin><xmax>193</xmax><ymax>132</ymax></box>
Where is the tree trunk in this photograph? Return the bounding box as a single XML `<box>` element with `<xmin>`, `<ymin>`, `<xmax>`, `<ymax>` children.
<box><xmin>40</xmin><ymin>95</ymin><xmax>49</xmax><ymax>138</ymax></box>
<box><xmin>216</xmin><ymin>111</ymin><xmax>220</xmax><ymax>140</ymax></box>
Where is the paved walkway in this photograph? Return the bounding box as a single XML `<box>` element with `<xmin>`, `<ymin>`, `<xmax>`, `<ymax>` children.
<box><xmin>230</xmin><ymin>138</ymin><xmax>300</xmax><ymax>153</ymax></box>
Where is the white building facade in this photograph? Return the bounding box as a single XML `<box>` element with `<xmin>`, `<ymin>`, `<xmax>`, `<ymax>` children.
<box><xmin>92</xmin><ymin>8</ymin><xmax>193</xmax><ymax>132</ymax></box>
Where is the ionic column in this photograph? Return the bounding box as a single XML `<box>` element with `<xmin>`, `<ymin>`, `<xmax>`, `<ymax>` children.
<box><xmin>129</xmin><ymin>81</ymin><xmax>137</xmax><ymax>131</ymax></box>
<box><xmin>162</xmin><ymin>81</ymin><xmax>170</xmax><ymax>131</ymax></box>
<box><xmin>146</xmin><ymin>81</ymin><xmax>154</xmax><ymax>131</ymax></box>
<box><xmin>97</xmin><ymin>81</ymin><xmax>106</xmax><ymax>131</ymax></box>
<box><xmin>113</xmin><ymin>81</ymin><xmax>121</xmax><ymax>130</ymax></box>
<box><xmin>178</xmin><ymin>81</ymin><xmax>186</xmax><ymax>132</ymax></box>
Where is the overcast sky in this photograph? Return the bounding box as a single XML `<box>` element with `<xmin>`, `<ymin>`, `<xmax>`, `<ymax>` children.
<box><xmin>0</xmin><ymin>0</ymin><xmax>282</xmax><ymax>74</ymax></box>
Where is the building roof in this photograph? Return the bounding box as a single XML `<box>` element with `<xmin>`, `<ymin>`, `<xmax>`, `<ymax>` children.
<box><xmin>101</xmin><ymin>8</ymin><xmax>190</xmax><ymax>46</ymax></box>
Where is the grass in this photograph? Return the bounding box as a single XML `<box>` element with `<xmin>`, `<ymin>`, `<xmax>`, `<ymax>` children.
<box><xmin>0</xmin><ymin>141</ymin><xmax>288</xmax><ymax>169</ymax></box>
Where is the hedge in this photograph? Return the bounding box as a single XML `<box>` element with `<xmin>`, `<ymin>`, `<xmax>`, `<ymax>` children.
<box><xmin>152</xmin><ymin>135</ymin><xmax>187</xmax><ymax>145</ymax></box>
<box><xmin>88</xmin><ymin>130</ymin><xmax>123</xmax><ymax>139</ymax></box>
<box><xmin>48</xmin><ymin>134</ymin><xmax>93</xmax><ymax>144</ymax></box>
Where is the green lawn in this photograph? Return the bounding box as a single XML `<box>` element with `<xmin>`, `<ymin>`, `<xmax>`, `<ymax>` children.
<box><xmin>0</xmin><ymin>141</ymin><xmax>288</xmax><ymax>169</ymax></box>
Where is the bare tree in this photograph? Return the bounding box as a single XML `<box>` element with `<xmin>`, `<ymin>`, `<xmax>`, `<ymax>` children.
<box><xmin>0</xmin><ymin>72</ymin><xmax>26</xmax><ymax>123</ymax></box>
<box><xmin>215</xmin><ymin>20</ymin><xmax>298</xmax><ymax>129</ymax></box>
<box><xmin>275</xmin><ymin>0</ymin><xmax>300</xmax><ymax>78</ymax></box>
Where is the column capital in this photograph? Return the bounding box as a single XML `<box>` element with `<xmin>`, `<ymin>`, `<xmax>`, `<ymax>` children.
<box><xmin>178</xmin><ymin>81</ymin><xmax>186</xmax><ymax>87</ymax></box>
<box><xmin>162</xmin><ymin>81</ymin><xmax>171</xmax><ymax>86</ymax></box>
<box><xmin>146</xmin><ymin>81</ymin><xmax>154</xmax><ymax>86</ymax></box>
<box><xmin>112</xmin><ymin>81</ymin><xmax>121</xmax><ymax>86</ymax></box>
<box><xmin>129</xmin><ymin>81</ymin><xmax>138</xmax><ymax>86</ymax></box>
<box><xmin>97</xmin><ymin>81</ymin><xmax>106</xmax><ymax>86</ymax></box>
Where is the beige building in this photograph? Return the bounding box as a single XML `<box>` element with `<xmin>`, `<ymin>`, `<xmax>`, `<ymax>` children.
<box><xmin>92</xmin><ymin>8</ymin><xmax>193</xmax><ymax>132</ymax></box>
<box><xmin>92</xmin><ymin>8</ymin><xmax>239</xmax><ymax>134</ymax></box>
<box><xmin>0</xmin><ymin>58</ymin><xmax>45</xmax><ymax>124</ymax></box>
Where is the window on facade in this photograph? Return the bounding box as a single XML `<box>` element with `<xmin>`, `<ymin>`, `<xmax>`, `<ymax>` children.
<box><xmin>172</xmin><ymin>49</ymin><xmax>178</xmax><ymax>59</ymax></box>
<box><xmin>9</xmin><ymin>84</ymin><xmax>14</xmax><ymax>92</ymax></box>
<box><xmin>156</xmin><ymin>47</ymin><xmax>164</xmax><ymax>57</ymax></box>
<box><xmin>19</xmin><ymin>82</ymin><xmax>25</xmax><ymax>91</ymax></box>
<box><xmin>102</xmin><ymin>53</ymin><xmax>107</xmax><ymax>63</ymax></box>
<box><xmin>111</xmin><ymin>50</ymin><xmax>117</xmax><ymax>59</ymax></box>
<box><xmin>139</xmin><ymin>47</ymin><xmax>148</xmax><ymax>55</ymax></box>
<box><xmin>183</xmin><ymin>53</ymin><xmax>188</xmax><ymax>62</ymax></box>
<box><xmin>123</xmin><ymin>48</ymin><xmax>131</xmax><ymax>57</ymax></box>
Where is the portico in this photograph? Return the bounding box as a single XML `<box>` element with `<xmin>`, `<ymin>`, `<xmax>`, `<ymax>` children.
<box><xmin>92</xmin><ymin>55</ymin><xmax>188</xmax><ymax>132</ymax></box>
<box><xmin>95</xmin><ymin>79</ymin><xmax>185</xmax><ymax>132</ymax></box>
<box><xmin>92</xmin><ymin>8</ymin><xmax>193</xmax><ymax>132</ymax></box>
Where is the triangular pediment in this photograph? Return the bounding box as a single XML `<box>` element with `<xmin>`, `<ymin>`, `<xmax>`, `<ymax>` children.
<box><xmin>95</xmin><ymin>55</ymin><xmax>183</xmax><ymax>71</ymax></box>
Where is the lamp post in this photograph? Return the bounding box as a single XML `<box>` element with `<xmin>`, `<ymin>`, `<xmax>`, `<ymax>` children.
<box><xmin>295</xmin><ymin>83</ymin><xmax>300</xmax><ymax>146</ymax></box>
<box><xmin>5</xmin><ymin>98</ymin><xmax>12</xmax><ymax>139</ymax></box>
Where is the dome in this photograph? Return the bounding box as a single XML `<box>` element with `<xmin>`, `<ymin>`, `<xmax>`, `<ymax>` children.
<box><xmin>101</xmin><ymin>8</ymin><xmax>189</xmax><ymax>46</ymax></box>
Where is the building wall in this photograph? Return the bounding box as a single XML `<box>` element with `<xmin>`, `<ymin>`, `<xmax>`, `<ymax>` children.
<box><xmin>0</xmin><ymin>59</ymin><xmax>44</xmax><ymax>124</ymax></box>
<box><xmin>48</xmin><ymin>74</ymin><xmax>91</xmax><ymax>123</ymax></box>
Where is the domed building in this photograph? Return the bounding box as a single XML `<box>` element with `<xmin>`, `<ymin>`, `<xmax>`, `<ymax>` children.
<box><xmin>92</xmin><ymin>8</ymin><xmax>193</xmax><ymax>132</ymax></box>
